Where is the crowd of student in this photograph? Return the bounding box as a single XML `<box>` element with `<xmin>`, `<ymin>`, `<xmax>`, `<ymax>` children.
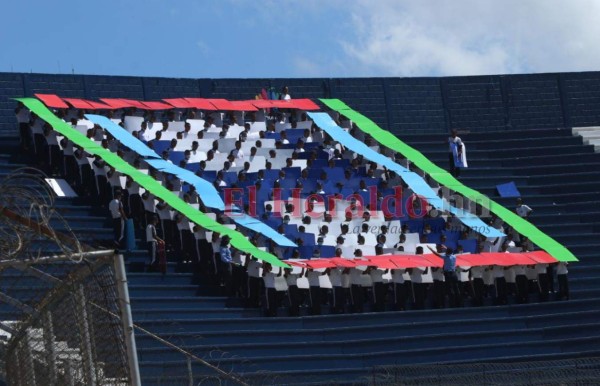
<box><xmin>15</xmin><ymin>98</ymin><xmax>570</xmax><ymax>317</ymax></box>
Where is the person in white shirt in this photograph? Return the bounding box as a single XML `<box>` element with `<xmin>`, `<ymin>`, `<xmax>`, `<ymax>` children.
<box><xmin>176</xmin><ymin>213</ymin><xmax>194</xmax><ymax>264</ymax></box>
<box><xmin>302</xmin><ymin>129</ymin><xmax>313</xmax><ymax>143</ymax></box>
<box><xmin>230</xmin><ymin>141</ymin><xmax>244</xmax><ymax>160</ymax></box>
<box><xmin>60</xmin><ymin>137</ymin><xmax>77</xmax><ymax>183</ymax></box>
<box><xmin>280</xmin><ymin>131</ymin><xmax>290</xmax><ymax>145</ymax></box>
<box><xmin>349</xmin><ymin>267</ymin><xmax>366</xmax><ymax>313</ymax></box>
<box><xmin>391</xmin><ymin>268</ymin><xmax>408</xmax><ymax>311</ymax></box>
<box><xmin>492</xmin><ymin>265</ymin><xmax>507</xmax><ymax>305</ymax></box>
<box><xmin>15</xmin><ymin>102</ymin><xmax>31</xmax><ymax>151</ymax></box>
<box><xmin>535</xmin><ymin>263</ymin><xmax>549</xmax><ymax>302</ymax></box>
<box><xmin>43</xmin><ymin>124</ymin><xmax>61</xmax><ymax>175</ymax></box>
<box><xmin>141</xmin><ymin>192</ymin><xmax>156</xmax><ymax>228</ymax></box>
<box><xmin>431</xmin><ymin>267</ymin><xmax>445</xmax><ymax>308</ymax></box>
<box><xmin>30</xmin><ymin>114</ymin><xmax>47</xmax><ymax>162</ymax></box>
<box><xmin>246</xmin><ymin>257</ymin><xmax>262</xmax><ymax>308</ymax></box>
<box><xmin>409</xmin><ymin>267</ymin><xmax>429</xmax><ymax>310</ymax></box>
<box><xmin>470</xmin><ymin>265</ymin><xmax>485</xmax><ymax>306</ymax></box>
<box><xmin>284</xmin><ymin>267</ymin><xmax>303</xmax><ymax>316</ymax></box>
<box><xmin>280</xmin><ymin>86</ymin><xmax>291</xmax><ymax>100</ymax></box>
<box><xmin>366</xmin><ymin>266</ymin><xmax>387</xmax><ymax>312</ymax></box>
<box><xmin>504</xmin><ymin>265</ymin><xmax>517</xmax><ymax>298</ymax></box>
<box><xmin>514</xmin><ymin>264</ymin><xmax>529</xmax><ymax>304</ymax></box>
<box><xmin>515</xmin><ymin>198</ymin><xmax>533</xmax><ymax>218</ymax></box>
<box><xmin>262</xmin><ymin>263</ymin><xmax>281</xmax><ymax>317</ymax></box>
<box><xmin>526</xmin><ymin>264</ymin><xmax>538</xmax><ymax>295</ymax></box>
<box><xmin>305</xmin><ymin>268</ymin><xmax>326</xmax><ymax>315</ymax></box>
<box><xmin>155</xmin><ymin>200</ymin><xmax>175</xmax><ymax>249</ymax></box>
<box><xmin>328</xmin><ymin>267</ymin><xmax>346</xmax><ymax>314</ymax></box>
<box><xmin>556</xmin><ymin>262</ymin><xmax>569</xmax><ymax>300</ymax></box>
<box><xmin>109</xmin><ymin>191</ymin><xmax>127</xmax><ymax>248</ymax></box>
<box><xmin>146</xmin><ymin>216</ymin><xmax>163</xmax><ymax>269</ymax></box>
<box><xmin>448</xmin><ymin>129</ymin><xmax>464</xmax><ymax>177</ymax></box>
<box><xmin>483</xmin><ymin>266</ymin><xmax>495</xmax><ymax>301</ymax></box>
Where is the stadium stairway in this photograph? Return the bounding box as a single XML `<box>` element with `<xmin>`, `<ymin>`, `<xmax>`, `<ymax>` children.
<box><xmin>130</xmin><ymin>127</ymin><xmax>600</xmax><ymax>385</ymax></box>
<box><xmin>400</xmin><ymin>127</ymin><xmax>600</xmax><ymax>260</ymax></box>
<box><xmin>2</xmin><ymin>126</ymin><xmax>600</xmax><ymax>385</ymax></box>
<box><xmin>573</xmin><ymin>126</ymin><xmax>600</xmax><ymax>152</ymax></box>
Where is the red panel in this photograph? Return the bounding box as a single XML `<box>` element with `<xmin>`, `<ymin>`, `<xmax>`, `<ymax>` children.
<box><xmin>483</xmin><ymin>252</ymin><xmax>523</xmax><ymax>266</ymax></box>
<box><xmin>291</xmin><ymin>99</ymin><xmax>320</xmax><ymax>110</ymax></box>
<box><xmin>100</xmin><ymin>98</ymin><xmax>133</xmax><ymax>109</ymax></box>
<box><xmin>269</xmin><ymin>99</ymin><xmax>296</xmax><ymax>109</ymax></box>
<box><xmin>206</xmin><ymin>98</ymin><xmax>237</xmax><ymax>111</ymax></box>
<box><xmin>85</xmin><ymin>100</ymin><xmax>112</xmax><ymax>110</ymax></box>
<box><xmin>456</xmin><ymin>254</ymin><xmax>478</xmax><ymax>266</ymax></box>
<box><xmin>460</xmin><ymin>253</ymin><xmax>534</xmax><ymax>267</ymax></box>
<box><xmin>287</xmin><ymin>261</ymin><xmax>308</xmax><ymax>268</ymax></box>
<box><xmin>34</xmin><ymin>94</ymin><xmax>69</xmax><ymax>109</ymax></box>
<box><xmin>141</xmin><ymin>101</ymin><xmax>173</xmax><ymax>110</ymax></box>
<box><xmin>230</xmin><ymin>101</ymin><xmax>259</xmax><ymax>111</ymax></box>
<box><xmin>163</xmin><ymin>98</ymin><xmax>195</xmax><ymax>108</ymax></box>
<box><xmin>184</xmin><ymin>98</ymin><xmax>218</xmax><ymax>110</ymax></box>
<box><xmin>305</xmin><ymin>259</ymin><xmax>336</xmax><ymax>269</ymax></box>
<box><xmin>386</xmin><ymin>256</ymin><xmax>416</xmax><ymax>268</ymax></box>
<box><xmin>248</xmin><ymin>98</ymin><xmax>320</xmax><ymax>110</ymax></box>
<box><xmin>525</xmin><ymin>251</ymin><xmax>557</xmax><ymax>264</ymax></box>
<box><xmin>290</xmin><ymin>252</ymin><xmax>555</xmax><ymax>271</ymax></box>
<box><xmin>365</xmin><ymin>257</ymin><xmax>397</xmax><ymax>269</ymax></box>
<box><xmin>249</xmin><ymin>99</ymin><xmax>275</xmax><ymax>109</ymax></box>
<box><xmin>420</xmin><ymin>254</ymin><xmax>444</xmax><ymax>267</ymax></box>
<box><xmin>508</xmin><ymin>253</ymin><xmax>537</xmax><ymax>265</ymax></box>
<box><xmin>329</xmin><ymin>257</ymin><xmax>356</xmax><ymax>268</ymax></box>
<box><xmin>62</xmin><ymin>98</ymin><xmax>93</xmax><ymax>109</ymax></box>
<box><xmin>119</xmin><ymin>99</ymin><xmax>148</xmax><ymax>109</ymax></box>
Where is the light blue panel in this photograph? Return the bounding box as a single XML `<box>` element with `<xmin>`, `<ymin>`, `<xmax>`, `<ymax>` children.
<box><xmin>307</xmin><ymin>112</ymin><xmax>504</xmax><ymax>238</ymax></box>
<box><xmin>88</xmin><ymin>113</ymin><xmax>297</xmax><ymax>246</ymax></box>
<box><xmin>86</xmin><ymin>114</ymin><xmax>160</xmax><ymax>158</ymax></box>
<box><xmin>233</xmin><ymin>214</ymin><xmax>297</xmax><ymax>247</ymax></box>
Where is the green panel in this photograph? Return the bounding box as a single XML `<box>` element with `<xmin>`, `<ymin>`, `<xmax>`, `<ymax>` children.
<box><xmin>18</xmin><ymin>97</ymin><xmax>288</xmax><ymax>268</ymax></box>
<box><xmin>321</xmin><ymin>98</ymin><xmax>577</xmax><ymax>262</ymax></box>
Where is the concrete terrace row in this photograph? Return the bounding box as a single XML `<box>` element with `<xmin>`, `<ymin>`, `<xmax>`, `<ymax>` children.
<box><xmin>1</xmin><ymin>118</ymin><xmax>599</xmax><ymax>384</ymax></box>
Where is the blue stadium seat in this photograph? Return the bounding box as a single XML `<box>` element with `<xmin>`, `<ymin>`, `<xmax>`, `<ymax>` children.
<box><xmin>297</xmin><ymin>245</ymin><xmax>315</xmax><ymax>259</ymax></box>
<box><xmin>318</xmin><ymin>245</ymin><xmax>337</xmax><ymax>257</ymax></box>
<box><xmin>298</xmin><ymin>232</ymin><xmax>315</xmax><ymax>246</ymax></box>
<box><xmin>458</xmin><ymin>238</ymin><xmax>478</xmax><ymax>253</ymax></box>
<box><xmin>426</xmin><ymin>232</ymin><xmax>442</xmax><ymax>244</ymax></box>
<box><xmin>153</xmin><ymin>140</ymin><xmax>170</xmax><ymax>155</ymax></box>
<box><xmin>169</xmin><ymin>151</ymin><xmax>185</xmax><ymax>165</ymax></box>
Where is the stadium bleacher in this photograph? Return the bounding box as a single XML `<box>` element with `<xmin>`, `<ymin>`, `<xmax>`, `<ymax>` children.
<box><xmin>2</xmin><ymin>71</ymin><xmax>600</xmax><ymax>385</ymax></box>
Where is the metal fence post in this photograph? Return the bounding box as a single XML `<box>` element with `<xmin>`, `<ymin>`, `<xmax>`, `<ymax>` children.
<box><xmin>43</xmin><ymin>311</ymin><xmax>58</xmax><ymax>385</ymax></box>
<box><xmin>65</xmin><ymin>358</ymin><xmax>76</xmax><ymax>386</ymax></box>
<box><xmin>25</xmin><ymin>329</ymin><xmax>38</xmax><ymax>386</ymax></box>
<box><xmin>13</xmin><ymin>346</ymin><xmax>22</xmax><ymax>386</ymax></box>
<box><xmin>114</xmin><ymin>253</ymin><xmax>142</xmax><ymax>386</ymax></box>
<box><xmin>76</xmin><ymin>284</ymin><xmax>97</xmax><ymax>386</ymax></box>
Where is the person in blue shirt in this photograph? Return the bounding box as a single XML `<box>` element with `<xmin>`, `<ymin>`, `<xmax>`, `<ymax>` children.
<box><xmin>428</xmin><ymin>246</ymin><xmax>462</xmax><ymax>307</ymax></box>
<box><xmin>219</xmin><ymin>236</ymin><xmax>234</xmax><ymax>294</ymax></box>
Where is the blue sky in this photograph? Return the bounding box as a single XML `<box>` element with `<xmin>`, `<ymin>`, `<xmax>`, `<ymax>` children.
<box><xmin>2</xmin><ymin>0</ymin><xmax>600</xmax><ymax>78</ymax></box>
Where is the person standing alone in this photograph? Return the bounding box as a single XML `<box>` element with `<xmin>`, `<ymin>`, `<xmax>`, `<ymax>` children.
<box><xmin>428</xmin><ymin>246</ymin><xmax>462</xmax><ymax>307</ymax></box>
<box><xmin>109</xmin><ymin>191</ymin><xmax>128</xmax><ymax>248</ymax></box>
<box><xmin>448</xmin><ymin>129</ymin><xmax>465</xmax><ymax>178</ymax></box>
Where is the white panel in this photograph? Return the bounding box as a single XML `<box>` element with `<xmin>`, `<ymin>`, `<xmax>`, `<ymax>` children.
<box><xmin>124</xmin><ymin>116</ymin><xmax>144</xmax><ymax>132</ymax></box>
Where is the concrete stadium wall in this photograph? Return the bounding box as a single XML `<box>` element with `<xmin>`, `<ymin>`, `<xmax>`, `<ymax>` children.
<box><xmin>1</xmin><ymin>71</ymin><xmax>600</xmax><ymax>137</ymax></box>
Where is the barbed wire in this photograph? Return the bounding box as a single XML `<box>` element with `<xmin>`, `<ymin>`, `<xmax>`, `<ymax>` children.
<box><xmin>0</xmin><ymin>167</ymin><xmax>84</xmax><ymax>262</ymax></box>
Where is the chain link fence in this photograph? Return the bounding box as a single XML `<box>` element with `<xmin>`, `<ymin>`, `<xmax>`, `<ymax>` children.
<box><xmin>3</xmin><ymin>254</ymin><xmax>131</xmax><ymax>386</ymax></box>
<box><xmin>370</xmin><ymin>357</ymin><xmax>600</xmax><ymax>386</ymax></box>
